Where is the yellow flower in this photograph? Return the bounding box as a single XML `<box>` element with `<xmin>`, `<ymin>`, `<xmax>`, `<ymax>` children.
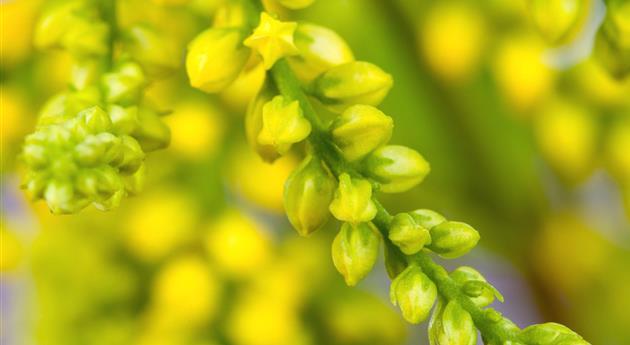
<box><xmin>205</xmin><ymin>210</ymin><xmax>271</xmax><ymax>277</ymax></box>
<box><xmin>257</xmin><ymin>95</ymin><xmax>312</xmax><ymax>155</ymax></box>
<box><xmin>244</xmin><ymin>12</ymin><xmax>299</xmax><ymax>70</ymax></box>
<box><xmin>150</xmin><ymin>255</ymin><xmax>220</xmax><ymax>326</ymax></box>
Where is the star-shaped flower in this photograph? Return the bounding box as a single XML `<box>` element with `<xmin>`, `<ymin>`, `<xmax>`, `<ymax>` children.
<box><xmin>244</xmin><ymin>12</ymin><xmax>299</xmax><ymax>70</ymax></box>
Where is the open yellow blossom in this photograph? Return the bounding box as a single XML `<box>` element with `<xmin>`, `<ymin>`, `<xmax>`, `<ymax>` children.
<box><xmin>244</xmin><ymin>12</ymin><xmax>299</xmax><ymax>69</ymax></box>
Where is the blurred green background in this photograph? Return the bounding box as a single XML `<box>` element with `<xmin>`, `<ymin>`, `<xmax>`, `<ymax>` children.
<box><xmin>1</xmin><ymin>0</ymin><xmax>629</xmax><ymax>344</ymax></box>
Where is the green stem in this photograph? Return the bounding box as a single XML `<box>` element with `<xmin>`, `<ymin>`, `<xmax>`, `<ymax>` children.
<box><xmin>270</xmin><ymin>57</ymin><xmax>522</xmax><ymax>343</ymax></box>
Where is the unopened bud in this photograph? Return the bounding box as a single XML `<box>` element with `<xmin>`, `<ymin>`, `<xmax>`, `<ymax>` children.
<box><xmin>257</xmin><ymin>95</ymin><xmax>311</xmax><ymax>154</ymax></box>
<box><xmin>429</xmin><ymin>300</ymin><xmax>477</xmax><ymax>345</ymax></box>
<box><xmin>390</xmin><ymin>265</ymin><xmax>437</xmax><ymax>324</ymax></box>
<box><xmin>71</xmin><ymin>59</ymin><xmax>104</xmax><ymax>90</ymax></box>
<box><xmin>329</xmin><ymin>173</ymin><xmax>377</xmax><ymax>224</ymax></box>
<box><xmin>73</xmin><ymin>133</ymin><xmax>121</xmax><ymax>167</ymax></box>
<box><xmin>44</xmin><ymin>180</ymin><xmax>89</xmax><ymax>214</ymax></box>
<box><xmin>520</xmin><ymin>323</ymin><xmax>588</xmax><ymax>345</ymax></box>
<box><xmin>388</xmin><ymin>213</ymin><xmax>431</xmax><ymax>255</ymax></box>
<box><xmin>131</xmin><ymin>107</ymin><xmax>171</xmax><ymax>152</ymax></box>
<box><xmin>450</xmin><ymin>266</ymin><xmax>502</xmax><ymax>308</ymax></box>
<box><xmin>528</xmin><ymin>0</ymin><xmax>588</xmax><ymax>44</ymax></box>
<box><xmin>284</xmin><ymin>156</ymin><xmax>336</xmax><ymax>236</ymax></box>
<box><xmin>213</xmin><ymin>2</ymin><xmax>248</xmax><ymax>28</ymax></box>
<box><xmin>245</xmin><ymin>82</ymin><xmax>281</xmax><ymax>162</ymax></box>
<box><xmin>108</xmin><ymin>105</ymin><xmax>139</xmax><ymax>135</ymax></box>
<box><xmin>363</xmin><ymin>145</ymin><xmax>430</xmax><ymax>193</ymax></box>
<box><xmin>277</xmin><ymin>0</ymin><xmax>316</xmax><ymax>10</ymax></box>
<box><xmin>311</xmin><ymin>61</ymin><xmax>393</xmax><ymax>113</ymax></box>
<box><xmin>186</xmin><ymin>27</ymin><xmax>250</xmax><ymax>93</ymax></box>
<box><xmin>329</xmin><ymin>105</ymin><xmax>393</xmax><ymax>161</ymax></box>
<box><xmin>112</xmin><ymin>136</ymin><xmax>146</xmax><ymax>174</ymax></box>
<box><xmin>126</xmin><ymin>25</ymin><xmax>181</xmax><ymax>77</ymax></box>
<box><xmin>102</xmin><ymin>62</ymin><xmax>145</xmax><ymax>106</ymax></box>
<box><xmin>289</xmin><ymin>23</ymin><xmax>354</xmax><ymax>82</ymax></box>
<box><xmin>410</xmin><ymin>209</ymin><xmax>446</xmax><ymax>230</ymax></box>
<box><xmin>62</xmin><ymin>18</ymin><xmax>109</xmax><ymax>57</ymax></box>
<box><xmin>244</xmin><ymin>12</ymin><xmax>299</xmax><ymax>70</ymax></box>
<box><xmin>427</xmin><ymin>221</ymin><xmax>479</xmax><ymax>258</ymax></box>
<box><xmin>70</xmin><ymin>106</ymin><xmax>113</xmax><ymax>138</ymax></box>
<box><xmin>332</xmin><ymin>222</ymin><xmax>381</xmax><ymax>286</ymax></box>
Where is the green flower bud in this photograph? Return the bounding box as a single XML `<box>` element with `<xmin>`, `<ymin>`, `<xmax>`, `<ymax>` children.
<box><xmin>520</xmin><ymin>323</ymin><xmax>589</xmax><ymax>345</ymax></box>
<box><xmin>332</xmin><ymin>222</ymin><xmax>381</xmax><ymax>286</ymax></box>
<box><xmin>429</xmin><ymin>300</ymin><xmax>477</xmax><ymax>345</ymax></box>
<box><xmin>450</xmin><ymin>266</ymin><xmax>503</xmax><ymax>308</ymax></box>
<box><xmin>108</xmin><ymin>105</ymin><xmax>139</xmax><ymax>135</ymax></box>
<box><xmin>71</xmin><ymin>59</ymin><xmax>105</xmax><ymax>90</ymax></box>
<box><xmin>311</xmin><ymin>61</ymin><xmax>393</xmax><ymax>113</ymax></box>
<box><xmin>277</xmin><ymin>0</ymin><xmax>316</xmax><ymax>10</ymax></box>
<box><xmin>34</xmin><ymin>1</ymin><xmax>81</xmax><ymax>50</ymax></box>
<box><xmin>427</xmin><ymin>221</ymin><xmax>480</xmax><ymax>258</ymax></box>
<box><xmin>126</xmin><ymin>25</ymin><xmax>181</xmax><ymax>77</ymax></box>
<box><xmin>102</xmin><ymin>62</ymin><xmax>146</xmax><ymax>106</ymax></box>
<box><xmin>257</xmin><ymin>95</ymin><xmax>312</xmax><ymax>155</ymax></box>
<box><xmin>111</xmin><ymin>136</ymin><xmax>146</xmax><ymax>174</ymax></box>
<box><xmin>528</xmin><ymin>0</ymin><xmax>588</xmax><ymax>44</ymax></box>
<box><xmin>410</xmin><ymin>209</ymin><xmax>446</xmax><ymax>230</ymax></box>
<box><xmin>284</xmin><ymin>156</ymin><xmax>336</xmax><ymax>236</ymax></box>
<box><xmin>390</xmin><ymin>265</ymin><xmax>437</xmax><ymax>324</ymax></box>
<box><xmin>69</xmin><ymin>106</ymin><xmax>113</xmax><ymax>138</ymax></box>
<box><xmin>363</xmin><ymin>145</ymin><xmax>430</xmax><ymax>193</ymax></box>
<box><xmin>388</xmin><ymin>213</ymin><xmax>431</xmax><ymax>255</ymax></box>
<box><xmin>38</xmin><ymin>88</ymin><xmax>102</xmax><ymax>127</ymax></box>
<box><xmin>73</xmin><ymin>133</ymin><xmax>121</xmax><ymax>167</ymax></box>
<box><xmin>186</xmin><ymin>27</ymin><xmax>250</xmax><ymax>93</ymax></box>
<box><xmin>329</xmin><ymin>173</ymin><xmax>377</xmax><ymax>224</ymax></box>
<box><xmin>61</xmin><ymin>18</ymin><xmax>109</xmax><ymax>57</ymax></box>
<box><xmin>384</xmin><ymin>242</ymin><xmax>408</xmax><ymax>279</ymax></box>
<box><xmin>329</xmin><ymin>104</ymin><xmax>393</xmax><ymax>162</ymax></box>
<box><xmin>289</xmin><ymin>23</ymin><xmax>354</xmax><ymax>82</ymax></box>
<box><xmin>44</xmin><ymin>180</ymin><xmax>89</xmax><ymax>214</ymax></box>
<box><xmin>130</xmin><ymin>107</ymin><xmax>171</xmax><ymax>152</ymax></box>
<box><xmin>245</xmin><ymin>82</ymin><xmax>281</xmax><ymax>162</ymax></box>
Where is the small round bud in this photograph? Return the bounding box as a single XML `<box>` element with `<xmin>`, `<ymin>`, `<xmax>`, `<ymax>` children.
<box><xmin>388</xmin><ymin>213</ymin><xmax>431</xmax><ymax>255</ymax></box>
<box><xmin>520</xmin><ymin>323</ymin><xmax>588</xmax><ymax>345</ymax></box>
<box><xmin>244</xmin><ymin>12</ymin><xmax>299</xmax><ymax>70</ymax></box>
<box><xmin>277</xmin><ymin>0</ymin><xmax>315</xmax><ymax>10</ymax></box>
<box><xmin>427</xmin><ymin>221</ymin><xmax>479</xmax><ymax>259</ymax></box>
<box><xmin>450</xmin><ymin>266</ymin><xmax>502</xmax><ymax>308</ymax></box>
<box><xmin>257</xmin><ymin>95</ymin><xmax>312</xmax><ymax>155</ymax></box>
<box><xmin>390</xmin><ymin>265</ymin><xmax>437</xmax><ymax>324</ymax></box>
<box><xmin>332</xmin><ymin>222</ymin><xmax>381</xmax><ymax>286</ymax></box>
<box><xmin>102</xmin><ymin>62</ymin><xmax>146</xmax><ymax>106</ymax></box>
<box><xmin>108</xmin><ymin>105</ymin><xmax>139</xmax><ymax>135</ymax></box>
<box><xmin>311</xmin><ymin>61</ymin><xmax>393</xmax><ymax>113</ymax></box>
<box><xmin>245</xmin><ymin>83</ymin><xmax>281</xmax><ymax>162</ymax></box>
<box><xmin>363</xmin><ymin>145</ymin><xmax>430</xmax><ymax>193</ymax></box>
<box><xmin>410</xmin><ymin>209</ymin><xmax>446</xmax><ymax>230</ymax></box>
<box><xmin>131</xmin><ymin>107</ymin><xmax>171</xmax><ymax>152</ymax></box>
<box><xmin>329</xmin><ymin>104</ymin><xmax>393</xmax><ymax>162</ymax></box>
<box><xmin>61</xmin><ymin>19</ymin><xmax>109</xmax><ymax>57</ymax></box>
<box><xmin>126</xmin><ymin>25</ymin><xmax>181</xmax><ymax>77</ymax></box>
<box><xmin>289</xmin><ymin>23</ymin><xmax>354</xmax><ymax>82</ymax></box>
<box><xmin>284</xmin><ymin>156</ymin><xmax>336</xmax><ymax>236</ymax></box>
<box><xmin>528</xmin><ymin>0</ymin><xmax>588</xmax><ymax>44</ymax></box>
<box><xmin>429</xmin><ymin>300</ymin><xmax>477</xmax><ymax>345</ymax></box>
<box><xmin>186</xmin><ymin>27</ymin><xmax>250</xmax><ymax>93</ymax></box>
<box><xmin>329</xmin><ymin>173</ymin><xmax>377</xmax><ymax>224</ymax></box>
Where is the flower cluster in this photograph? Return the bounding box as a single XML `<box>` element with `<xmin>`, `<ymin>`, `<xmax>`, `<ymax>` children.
<box><xmin>21</xmin><ymin>0</ymin><xmax>170</xmax><ymax>213</ymax></box>
<box><xmin>185</xmin><ymin>1</ymin><xmax>590</xmax><ymax>344</ymax></box>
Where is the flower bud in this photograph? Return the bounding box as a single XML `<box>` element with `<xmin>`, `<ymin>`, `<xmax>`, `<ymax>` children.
<box><xmin>289</xmin><ymin>23</ymin><xmax>354</xmax><ymax>82</ymax></box>
<box><xmin>277</xmin><ymin>0</ymin><xmax>315</xmax><ymax>10</ymax></box>
<box><xmin>126</xmin><ymin>25</ymin><xmax>181</xmax><ymax>77</ymax></box>
<box><xmin>68</xmin><ymin>106</ymin><xmax>113</xmax><ymax>138</ymax></box>
<box><xmin>245</xmin><ymin>82</ymin><xmax>281</xmax><ymax>162</ymax></box>
<box><xmin>244</xmin><ymin>12</ymin><xmax>299</xmax><ymax>70</ymax></box>
<box><xmin>429</xmin><ymin>300</ymin><xmax>477</xmax><ymax>345</ymax></box>
<box><xmin>311</xmin><ymin>61</ymin><xmax>393</xmax><ymax>113</ymax></box>
<box><xmin>450</xmin><ymin>266</ymin><xmax>502</xmax><ymax>308</ymax></box>
<box><xmin>284</xmin><ymin>156</ymin><xmax>336</xmax><ymax>236</ymax></box>
<box><xmin>332</xmin><ymin>222</ymin><xmax>381</xmax><ymax>286</ymax></box>
<box><xmin>363</xmin><ymin>145</ymin><xmax>430</xmax><ymax>193</ymax></box>
<box><xmin>61</xmin><ymin>18</ymin><xmax>109</xmax><ymax>57</ymax></box>
<box><xmin>34</xmin><ymin>1</ymin><xmax>80</xmax><ymax>50</ymax></box>
<box><xmin>213</xmin><ymin>2</ymin><xmax>248</xmax><ymax>28</ymax></box>
<box><xmin>102</xmin><ymin>62</ymin><xmax>146</xmax><ymax>106</ymax></box>
<box><xmin>129</xmin><ymin>107</ymin><xmax>170</xmax><ymax>152</ymax></box>
<box><xmin>329</xmin><ymin>105</ymin><xmax>393</xmax><ymax>161</ymax></box>
<box><xmin>71</xmin><ymin>59</ymin><xmax>104</xmax><ymax>90</ymax></box>
<box><xmin>44</xmin><ymin>180</ymin><xmax>89</xmax><ymax>214</ymax></box>
<box><xmin>329</xmin><ymin>173</ymin><xmax>377</xmax><ymax>224</ymax></box>
<box><xmin>520</xmin><ymin>323</ymin><xmax>588</xmax><ymax>345</ymax></box>
<box><xmin>108</xmin><ymin>105</ymin><xmax>139</xmax><ymax>135</ymax></box>
<box><xmin>390</xmin><ymin>265</ymin><xmax>437</xmax><ymax>324</ymax></box>
<box><xmin>528</xmin><ymin>0</ymin><xmax>588</xmax><ymax>44</ymax></box>
<box><xmin>257</xmin><ymin>95</ymin><xmax>311</xmax><ymax>154</ymax></box>
<box><xmin>410</xmin><ymin>209</ymin><xmax>446</xmax><ymax>230</ymax></box>
<box><xmin>388</xmin><ymin>213</ymin><xmax>431</xmax><ymax>255</ymax></box>
<box><xmin>427</xmin><ymin>221</ymin><xmax>480</xmax><ymax>258</ymax></box>
<box><xmin>186</xmin><ymin>27</ymin><xmax>250</xmax><ymax>93</ymax></box>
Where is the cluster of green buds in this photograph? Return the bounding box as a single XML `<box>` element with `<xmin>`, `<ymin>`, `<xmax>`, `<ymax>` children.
<box><xmin>21</xmin><ymin>0</ymin><xmax>171</xmax><ymax>213</ymax></box>
<box><xmin>183</xmin><ymin>0</ymin><xmax>590</xmax><ymax>344</ymax></box>
<box><xmin>594</xmin><ymin>0</ymin><xmax>630</xmax><ymax>78</ymax></box>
